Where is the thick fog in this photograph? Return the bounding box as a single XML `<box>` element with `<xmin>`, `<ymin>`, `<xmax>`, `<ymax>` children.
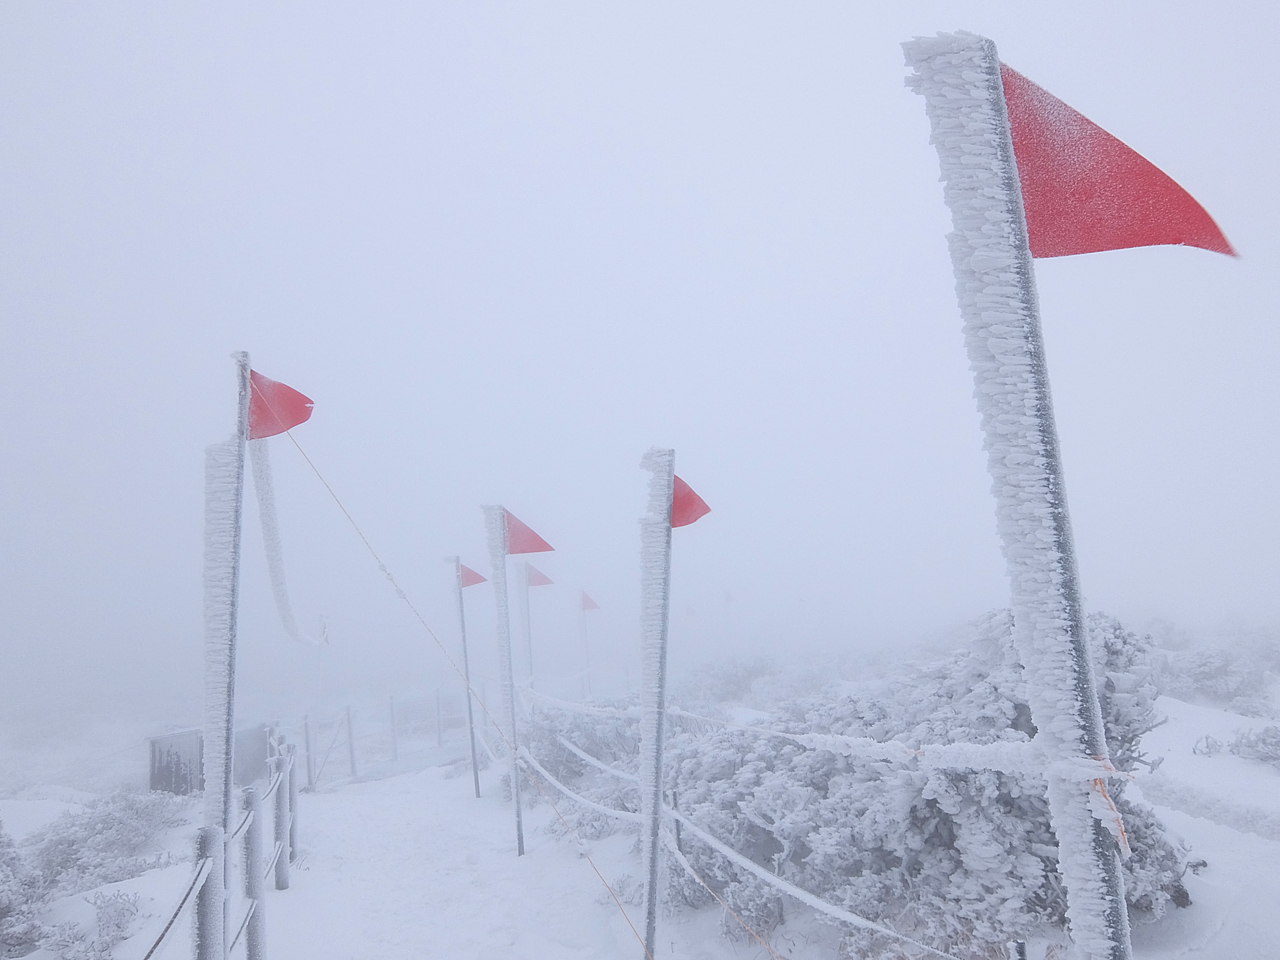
<box><xmin>2</xmin><ymin>3</ymin><xmax>1277</xmax><ymax>740</ymax></box>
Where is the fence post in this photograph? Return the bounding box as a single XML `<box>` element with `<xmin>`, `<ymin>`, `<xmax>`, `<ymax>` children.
<box><xmin>389</xmin><ymin>696</ymin><xmax>399</xmax><ymax>762</ymax></box>
<box><xmin>303</xmin><ymin>715</ymin><xmax>315</xmax><ymax>791</ymax></box>
<box><xmin>435</xmin><ymin>688</ymin><xmax>443</xmax><ymax>748</ymax></box>
<box><xmin>287</xmin><ymin>744</ymin><xmax>299</xmax><ymax>861</ymax></box>
<box><xmin>1007</xmin><ymin>942</ymin><xmax>1028</xmax><ymax>960</ymax></box>
<box><xmin>192</xmin><ymin>826</ymin><xmax>223</xmax><ymax>960</ymax></box>
<box><xmin>273</xmin><ymin>756</ymin><xmax>291</xmax><ymax>891</ymax></box>
<box><xmin>345</xmin><ymin>706</ymin><xmax>358</xmax><ymax>779</ymax></box>
<box><xmin>242</xmin><ymin>787</ymin><xmax>266</xmax><ymax>960</ymax></box>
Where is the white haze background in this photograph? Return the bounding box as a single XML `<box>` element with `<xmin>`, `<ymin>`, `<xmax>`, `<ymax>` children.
<box><xmin>1</xmin><ymin>3</ymin><xmax>1276</xmax><ymax>735</ymax></box>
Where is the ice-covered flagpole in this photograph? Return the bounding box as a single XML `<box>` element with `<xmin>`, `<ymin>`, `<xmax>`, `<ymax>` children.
<box><xmin>482</xmin><ymin>506</ymin><xmax>525</xmax><ymax>855</ymax></box>
<box><xmin>903</xmin><ymin>32</ymin><xmax>1131</xmax><ymax>960</ymax></box>
<box><xmin>447</xmin><ymin>556</ymin><xmax>485</xmax><ymax>799</ymax></box>
<box><xmin>637</xmin><ymin>448</ymin><xmax>675</xmax><ymax>960</ymax></box>
<box><xmin>637</xmin><ymin>450</ymin><xmax>711</xmax><ymax>960</ymax></box>
<box><xmin>201</xmin><ymin>351</ymin><xmax>251</xmax><ymax>957</ymax></box>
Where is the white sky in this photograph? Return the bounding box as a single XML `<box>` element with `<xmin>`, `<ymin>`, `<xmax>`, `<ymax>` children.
<box><xmin>2</xmin><ymin>3</ymin><xmax>1277</xmax><ymax>727</ymax></box>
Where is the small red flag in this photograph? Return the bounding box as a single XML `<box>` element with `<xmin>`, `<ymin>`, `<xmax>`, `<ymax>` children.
<box><xmin>249</xmin><ymin>370</ymin><xmax>314</xmax><ymax>439</ymax></box>
<box><xmin>581</xmin><ymin>591</ymin><xmax>600</xmax><ymax>611</ymax></box>
<box><xmin>526</xmin><ymin>564</ymin><xmax>554</xmax><ymax>587</ymax></box>
<box><xmin>460</xmin><ymin>564</ymin><xmax>487</xmax><ymax>588</ymax></box>
<box><xmin>505</xmin><ymin>510</ymin><xmax>554</xmax><ymax>555</ymax></box>
<box><xmin>671</xmin><ymin>475</ymin><xmax>710</xmax><ymax>528</ymax></box>
<box><xmin>1001</xmin><ymin>64</ymin><xmax>1234</xmax><ymax>259</ymax></box>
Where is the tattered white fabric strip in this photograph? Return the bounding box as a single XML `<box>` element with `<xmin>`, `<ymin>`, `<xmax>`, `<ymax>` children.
<box><xmin>248</xmin><ymin>438</ymin><xmax>317</xmax><ymax>644</ymax></box>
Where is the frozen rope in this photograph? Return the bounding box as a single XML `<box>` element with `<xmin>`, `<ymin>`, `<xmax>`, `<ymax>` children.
<box><xmin>518</xmin><ymin>747</ymin><xmax>643</xmax><ymax>823</ymax></box>
<box><xmin>523</xmin><ymin>737</ymin><xmax>963</xmax><ymax>960</ymax></box>
<box><xmin>659</xmin><ymin>829</ymin><xmax>787</xmax><ymax>960</ymax></box>
<box><xmin>664</xmin><ymin>805</ymin><xmax>965</xmax><ymax>960</ymax></box>
<box><xmin>555</xmin><ymin>736</ymin><xmax>639</xmax><ymax>783</ymax></box>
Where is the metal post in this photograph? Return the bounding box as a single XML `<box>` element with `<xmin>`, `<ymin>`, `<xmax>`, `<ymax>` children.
<box><xmin>287</xmin><ymin>744</ymin><xmax>299</xmax><ymax>861</ymax></box>
<box><xmin>435</xmin><ymin>688</ymin><xmax>443</xmax><ymax>748</ymax></box>
<box><xmin>241</xmin><ymin>788</ymin><xmax>265</xmax><ymax>960</ymax></box>
<box><xmin>447</xmin><ymin>557</ymin><xmax>484</xmax><ymax>798</ymax></box>
<box><xmin>193</xmin><ymin>826</ymin><xmax>223</xmax><ymax>960</ymax></box>
<box><xmin>638</xmin><ymin>447</ymin><xmax>676</xmax><ymax>960</ymax></box>
<box><xmin>483</xmin><ymin>505</ymin><xmax>525</xmax><ymax>856</ymax></box>
<box><xmin>273</xmin><ymin>756</ymin><xmax>290</xmax><ymax>890</ymax></box>
<box><xmin>303</xmin><ymin>715</ymin><xmax>315</xmax><ymax>791</ymax></box>
<box><xmin>904</xmin><ymin>35</ymin><xmax>1132</xmax><ymax>960</ymax></box>
<box><xmin>200</xmin><ymin>351</ymin><xmax>250</xmax><ymax>960</ymax></box>
<box><xmin>345</xmin><ymin>706</ymin><xmax>358</xmax><ymax>780</ymax></box>
<box><xmin>389</xmin><ymin>696</ymin><xmax>399</xmax><ymax>762</ymax></box>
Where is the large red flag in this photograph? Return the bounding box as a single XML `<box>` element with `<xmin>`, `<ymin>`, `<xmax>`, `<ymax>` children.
<box><xmin>505</xmin><ymin>510</ymin><xmax>554</xmax><ymax>554</ymax></box>
<box><xmin>460</xmin><ymin>564</ymin><xmax>487</xmax><ymax>588</ymax></box>
<box><xmin>581</xmin><ymin>592</ymin><xmax>600</xmax><ymax>611</ymax></box>
<box><xmin>249</xmin><ymin>370</ymin><xmax>314</xmax><ymax>439</ymax></box>
<box><xmin>526</xmin><ymin>564</ymin><xmax>554</xmax><ymax>587</ymax></box>
<box><xmin>1000</xmin><ymin>64</ymin><xmax>1234</xmax><ymax>259</ymax></box>
<box><xmin>671</xmin><ymin>475</ymin><xmax>710</xmax><ymax>528</ymax></box>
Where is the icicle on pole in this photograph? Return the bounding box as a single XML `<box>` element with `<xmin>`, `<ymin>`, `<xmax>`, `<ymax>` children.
<box><xmin>483</xmin><ymin>506</ymin><xmax>526</xmax><ymax>855</ymax></box>
<box><xmin>248</xmin><ymin>438</ymin><xmax>312</xmax><ymax>644</ymax></box>
<box><xmin>637</xmin><ymin>449</ymin><xmax>710</xmax><ymax>960</ymax></box>
<box><xmin>448</xmin><ymin>556</ymin><xmax>486</xmax><ymax>799</ymax></box>
<box><xmin>201</xmin><ymin>351</ymin><xmax>251</xmax><ymax>958</ymax></box>
<box><xmin>520</xmin><ymin>561</ymin><xmax>535</xmax><ymax>688</ymax></box>
<box><xmin>903</xmin><ymin>33</ymin><xmax>1131</xmax><ymax>960</ymax></box>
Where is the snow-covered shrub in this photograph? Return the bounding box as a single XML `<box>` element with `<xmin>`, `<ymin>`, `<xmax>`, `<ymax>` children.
<box><xmin>23</xmin><ymin>791</ymin><xmax>185</xmax><ymax>897</ymax></box>
<box><xmin>1159</xmin><ymin>636</ymin><xmax>1280</xmax><ymax>716</ymax></box>
<box><xmin>1227</xmin><ymin>726</ymin><xmax>1280</xmax><ymax>769</ymax></box>
<box><xmin>528</xmin><ymin>611</ymin><xmax>1188</xmax><ymax>959</ymax></box>
<box><xmin>45</xmin><ymin>891</ymin><xmax>140</xmax><ymax>960</ymax></box>
<box><xmin>0</xmin><ymin>822</ymin><xmax>46</xmax><ymax>959</ymax></box>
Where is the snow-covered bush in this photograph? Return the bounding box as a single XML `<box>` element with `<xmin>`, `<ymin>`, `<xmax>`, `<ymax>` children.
<box><xmin>0</xmin><ymin>822</ymin><xmax>46</xmax><ymax>959</ymax></box>
<box><xmin>528</xmin><ymin>611</ymin><xmax>1189</xmax><ymax>959</ymax></box>
<box><xmin>45</xmin><ymin>891</ymin><xmax>140</xmax><ymax>960</ymax></box>
<box><xmin>1227</xmin><ymin>726</ymin><xmax>1280</xmax><ymax>769</ymax></box>
<box><xmin>23</xmin><ymin>791</ymin><xmax>186</xmax><ymax>897</ymax></box>
<box><xmin>1158</xmin><ymin>637</ymin><xmax>1280</xmax><ymax>717</ymax></box>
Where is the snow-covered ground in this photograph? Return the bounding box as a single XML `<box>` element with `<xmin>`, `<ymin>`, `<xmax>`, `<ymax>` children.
<box><xmin>5</xmin><ymin>693</ymin><xmax>1280</xmax><ymax>959</ymax></box>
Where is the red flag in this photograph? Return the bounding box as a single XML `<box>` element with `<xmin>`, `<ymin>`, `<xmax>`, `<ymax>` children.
<box><xmin>1000</xmin><ymin>64</ymin><xmax>1233</xmax><ymax>259</ymax></box>
<box><xmin>671</xmin><ymin>475</ymin><xmax>710</xmax><ymax>528</ymax></box>
<box><xmin>526</xmin><ymin>564</ymin><xmax>554</xmax><ymax>587</ymax></box>
<box><xmin>581</xmin><ymin>592</ymin><xmax>600</xmax><ymax>611</ymax></box>
<box><xmin>249</xmin><ymin>370</ymin><xmax>314</xmax><ymax>439</ymax></box>
<box><xmin>505</xmin><ymin>510</ymin><xmax>554</xmax><ymax>554</ymax></box>
<box><xmin>460</xmin><ymin>564</ymin><xmax>487</xmax><ymax>588</ymax></box>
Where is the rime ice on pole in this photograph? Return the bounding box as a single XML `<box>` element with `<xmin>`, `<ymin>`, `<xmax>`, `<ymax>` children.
<box><xmin>483</xmin><ymin>504</ymin><xmax>526</xmax><ymax>856</ymax></box>
<box><xmin>637</xmin><ymin>447</ymin><xmax>675</xmax><ymax>960</ymax></box>
<box><xmin>903</xmin><ymin>32</ymin><xmax>1131</xmax><ymax>960</ymax></box>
